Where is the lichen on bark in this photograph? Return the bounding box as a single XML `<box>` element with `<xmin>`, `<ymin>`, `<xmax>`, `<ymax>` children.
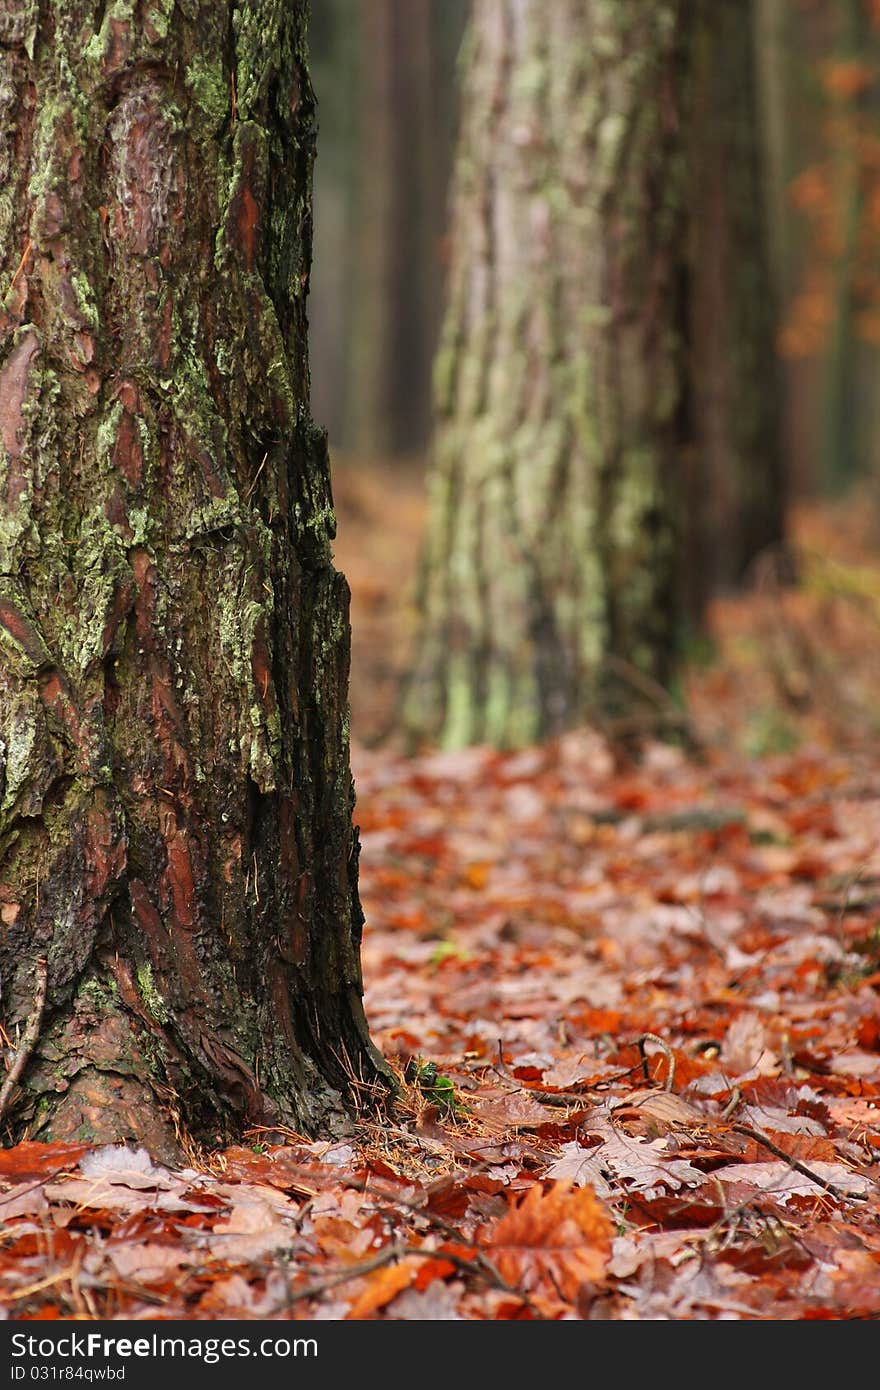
<box><xmin>0</xmin><ymin>0</ymin><xmax>386</xmax><ymax>1157</ymax></box>
<box><xmin>406</xmin><ymin>0</ymin><xmax>692</xmax><ymax>750</ymax></box>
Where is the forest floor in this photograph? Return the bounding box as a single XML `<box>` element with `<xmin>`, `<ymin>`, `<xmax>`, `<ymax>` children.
<box><xmin>2</xmin><ymin>465</ymin><xmax>880</xmax><ymax>1321</ymax></box>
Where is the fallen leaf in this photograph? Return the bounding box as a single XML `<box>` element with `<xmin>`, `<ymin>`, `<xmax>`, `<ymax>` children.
<box><xmin>485</xmin><ymin>1181</ymin><xmax>612</xmax><ymax>1302</ymax></box>
<box><xmin>347</xmin><ymin>1256</ymin><xmax>421</xmax><ymax>1319</ymax></box>
<box><xmin>387</xmin><ymin>1281</ymin><xmax>464</xmax><ymax>1319</ymax></box>
<box><xmin>0</xmin><ymin>1144</ymin><xmax>89</xmax><ymax>1180</ymax></box>
<box><xmin>565</xmin><ymin>1110</ymin><xmax>707</xmax><ymax>1196</ymax></box>
<box><xmin>470</xmin><ymin>1090</ymin><xmax>555</xmax><ymax>1129</ymax></box>
<box><xmin>712</xmin><ymin>1161</ymin><xmax>872</xmax><ymax>1201</ymax></box>
<box><xmin>609</xmin><ymin>1088</ymin><xmax>707</xmax><ymax>1129</ymax></box>
<box><xmin>208</xmin><ymin>1190</ymin><xmax>299</xmax><ymax>1261</ymax></box>
<box><xmin>79</xmin><ymin>1145</ymin><xmax>161</xmax><ymax>1182</ymax></box>
<box><xmin>0</xmin><ymin>1187</ymin><xmax>49</xmax><ymax>1219</ymax></box>
<box><xmin>105</xmin><ymin>1242</ymin><xmax>192</xmax><ymax>1282</ymax></box>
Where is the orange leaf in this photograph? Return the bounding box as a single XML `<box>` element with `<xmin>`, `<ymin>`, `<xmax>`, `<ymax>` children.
<box><xmin>0</xmin><ymin>1142</ymin><xmax>90</xmax><ymax>1180</ymax></box>
<box><xmin>462</xmin><ymin>861</ymin><xmax>490</xmax><ymax>890</ymax></box>
<box><xmin>347</xmin><ymin>1256</ymin><xmax>419</xmax><ymax>1319</ymax></box>
<box><xmin>821</xmin><ymin>61</ymin><xmax>875</xmax><ymax>101</ymax></box>
<box><xmin>485</xmin><ymin>1182</ymin><xmax>612</xmax><ymax>1303</ymax></box>
<box><xmin>413</xmin><ymin>1256</ymin><xmax>458</xmax><ymax>1291</ymax></box>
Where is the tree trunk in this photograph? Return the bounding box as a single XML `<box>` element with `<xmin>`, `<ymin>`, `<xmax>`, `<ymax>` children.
<box><xmin>347</xmin><ymin>0</ymin><xmax>436</xmax><ymax>457</ymax></box>
<box><xmin>0</xmin><ymin>1</ymin><xmax>386</xmax><ymax>1159</ymax></box>
<box><xmin>820</xmin><ymin>0</ymin><xmax>868</xmax><ymax>492</ymax></box>
<box><xmin>685</xmin><ymin>0</ymin><xmax>787</xmax><ymax>608</ymax></box>
<box><xmin>754</xmin><ymin>0</ymin><xmax>796</xmax><ymax>308</ymax></box>
<box><xmin>306</xmin><ymin>0</ymin><xmax>360</xmax><ymax>448</ymax></box>
<box><xmin>405</xmin><ymin>0</ymin><xmax>691</xmax><ymax>749</ymax></box>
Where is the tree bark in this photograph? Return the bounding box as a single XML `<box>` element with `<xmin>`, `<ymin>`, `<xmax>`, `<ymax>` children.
<box><xmin>686</xmin><ymin>0</ymin><xmax>787</xmax><ymax>608</ymax></box>
<box><xmin>0</xmin><ymin>0</ymin><xmax>386</xmax><ymax>1158</ymax></box>
<box><xmin>405</xmin><ymin>0</ymin><xmax>691</xmax><ymax>749</ymax></box>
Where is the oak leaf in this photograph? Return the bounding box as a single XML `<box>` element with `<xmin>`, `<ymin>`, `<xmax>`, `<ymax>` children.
<box><xmin>347</xmin><ymin>1256</ymin><xmax>421</xmax><ymax>1319</ymax></box>
<box><xmin>485</xmin><ymin>1181</ymin><xmax>612</xmax><ymax>1302</ymax></box>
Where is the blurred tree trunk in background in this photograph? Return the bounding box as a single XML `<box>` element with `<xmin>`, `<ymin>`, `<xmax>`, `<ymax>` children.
<box><xmin>821</xmin><ymin>0</ymin><xmax>868</xmax><ymax>492</ymax></box>
<box><xmin>754</xmin><ymin>0</ymin><xmax>796</xmax><ymax>308</ymax></box>
<box><xmin>754</xmin><ymin>0</ymin><xmax>815</xmax><ymax>504</ymax></box>
<box><xmin>685</xmin><ymin>0</ymin><xmax>787</xmax><ymax>615</ymax></box>
<box><xmin>777</xmin><ymin>0</ymin><xmax>880</xmax><ymax>496</ymax></box>
<box><xmin>0</xmin><ymin>0</ymin><xmax>385</xmax><ymax>1157</ymax></box>
<box><xmin>405</xmin><ymin>1</ymin><xmax>692</xmax><ymax>749</ymax></box>
<box><xmin>348</xmin><ymin>0</ymin><xmax>436</xmax><ymax>456</ymax></box>
<box><xmin>310</xmin><ymin>0</ymin><xmax>466</xmax><ymax>457</ymax></box>
<box><xmin>308</xmin><ymin>0</ymin><xmax>359</xmax><ymax>447</ymax></box>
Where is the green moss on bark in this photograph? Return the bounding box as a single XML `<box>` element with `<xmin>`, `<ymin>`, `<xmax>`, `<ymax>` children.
<box><xmin>407</xmin><ymin>0</ymin><xmax>690</xmax><ymax>749</ymax></box>
<box><xmin>0</xmin><ymin>0</ymin><xmax>388</xmax><ymax>1154</ymax></box>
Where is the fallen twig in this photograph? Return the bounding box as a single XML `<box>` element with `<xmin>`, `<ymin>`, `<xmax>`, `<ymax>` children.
<box><xmin>637</xmin><ymin>1033</ymin><xmax>676</xmax><ymax>1091</ymax></box>
<box><xmin>0</xmin><ymin>1166</ymin><xmax>75</xmax><ymax>1208</ymax></box>
<box><xmin>279</xmin><ymin>1238</ymin><xmax>519</xmax><ymax>1313</ymax></box>
<box><xmin>351</xmin><ymin>1170</ymin><xmax>525</xmax><ymax>1299</ymax></box>
<box><xmin>730</xmin><ymin>1123</ymin><xmax>870</xmax><ymax>1202</ymax></box>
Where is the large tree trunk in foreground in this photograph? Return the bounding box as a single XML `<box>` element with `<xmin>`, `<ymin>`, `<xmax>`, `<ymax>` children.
<box><xmin>0</xmin><ymin>2</ymin><xmax>385</xmax><ymax>1158</ymax></box>
<box><xmin>685</xmin><ymin>0</ymin><xmax>787</xmax><ymax>613</ymax></box>
<box><xmin>405</xmin><ymin>1</ymin><xmax>691</xmax><ymax>749</ymax></box>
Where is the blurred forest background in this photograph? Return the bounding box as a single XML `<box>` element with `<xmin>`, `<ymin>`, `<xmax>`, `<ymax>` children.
<box><xmin>308</xmin><ymin>0</ymin><xmax>880</xmax><ymax>755</ymax></box>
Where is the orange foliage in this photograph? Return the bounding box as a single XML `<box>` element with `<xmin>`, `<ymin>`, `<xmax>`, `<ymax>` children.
<box><xmin>820</xmin><ymin>60</ymin><xmax>876</xmax><ymax>100</ymax></box>
<box><xmin>782</xmin><ymin>15</ymin><xmax>880</xmax><ymax>358</ymax></box>
<box><xmin>486</xmin><ymin>1183</ymin><xmax>612</xmax><ymax>1303</ymax></box>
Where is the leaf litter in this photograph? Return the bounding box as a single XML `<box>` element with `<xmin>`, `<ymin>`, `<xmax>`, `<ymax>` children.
<box><xmin>0</xmin><ymin>721</ymin><xmax>877</xmax><ymax>1321</ymax></box>
<box><xmin>5</xmin><ymin>490</ymin><xmax>880</xmax><ymax>1319</ymax></box>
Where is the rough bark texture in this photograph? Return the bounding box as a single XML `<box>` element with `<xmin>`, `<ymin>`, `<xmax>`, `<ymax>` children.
<box><xmin>405</xmin><ymin>0</ymin><xmax>691</xmax><ymax>749</ymax></box>
<box><xmin>0</xmin><ymin>0</ymin><xmax>385</xmax><ymax>1158</ymax></box>
<box><xmin>686</xmin><ymin>0</ymin><xmax>786</xmax><ymax>608</ymax></box>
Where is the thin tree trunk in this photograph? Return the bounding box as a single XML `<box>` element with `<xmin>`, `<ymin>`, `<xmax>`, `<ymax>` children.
<box><xmin>821</xmin><ymin>0</ymin><xmax>867</xmax><ymax>491</ymax></box>
<box><xmin>308</xmin><ymin>0</ymin><xmax>360</xmax><ymax>448</ymax></box>
<box><xmin>406</xmin><ymin>0</ymin><xmax>691</xmax><ymax>749</ymax></box>
<box><xmin>0</xmin><ymin>1</ymin><xmax>385</xmax><ymax>1158</ymax></box>
<box><xmin>754</xmin><ymin>0</ymin><xmax>796</xmax><ymax>306</ymax></box>
<box><xmin>348</xmin><ymin>0</ymin><xmax>436</xmax><ymax>457</ymax></box>
<box><xmin>685</xmin><ymin>0</ymin><xmax>787</xmax><ymax>611</ymax></box>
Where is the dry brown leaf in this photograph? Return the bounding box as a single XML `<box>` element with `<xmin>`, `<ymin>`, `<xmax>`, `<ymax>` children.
<box><xmin>556</xmin><ymin>1111</ymin><xmax>706</xmax><ymax>1197</ymax></box>
<box><xmin>610</xmin><ymin>1089</ymin><xmax>705</xmax><ymax>1124</ymax></box>
<box><xmin>43</xmin><ymin>1177</ymin><xmax>210</xmax><ymax>1214</ymax></box>
<box><xmin>105</xmin><ymin>1242</ymin><xmax>193</xmax><ymax>1282</ymax></box>
<box><xmin>470</xmin><ymin>1090</ymin><xmax>555</xmax><ymax>1129</ymax></box>
<box><xmin>0</xmin><ymin>1143</ymin><xmax>89</xmax><ymax>1180</ymax></box>
<box><xmin>829</xmin><ymin>1051</ymin><xmax>880</xmax><ymax>1078</ymax></box>
<box><xmin>387</xmin><ymin>1281</ymin><xmax>464</xmax><ymax>1320</ymax></box>
<box><xmin>312</xmin><ymin>1214</ymin><xmax>375</xmax><ymax>1259</ymax></box>
<box><xmin>0</xmin><ymin>1185</ymin><xmax>49</xmax><ymax>1219</ymax></box>
<box><xmin>712</xmin><ymin>1161</ymin><xmax>872</xmax><ymax>1201</ymax></box>
<box><xmin>486</xmin><ymin>1181</ymin><xmax>612</xmax><ymax>1302</ymax></box>
<box><xmin>544</xmin><ymin>1143</ymin><xmax>612</xmax><ymax>1196</ymax></box>
<box><xmin>347</xmin><ymin>1256</ymin><xmax>421</xmax><ymax>1319</ymax></box>
<box><xmin>207</xmin><ymin>1191</ymin><xmax>298</xmax><ymax>1261</ymax></box>
<box><xmin>218</xmin><ymin>1146</ymin><xmax>319</xmax><ymax>1195</ymax></box>
<box><xmin>194</xmin><ymin>1271</ymin><xmax>288</xmax><ymax>1317</ymax></box>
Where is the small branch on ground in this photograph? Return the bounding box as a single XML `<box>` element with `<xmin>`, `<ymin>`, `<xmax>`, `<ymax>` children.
<box><xmin>637</xmin><ymin>1033</ymin><xmax>676</xmax><ymax>1091</ymax></box>
<box><xmin>278</xmin><ymin>1239</ymin><xmax>521</xmax><ymax>1312</ymax></box>
<box><xmin>730</xmin><ymin>1123</ymin><xmax>870</xmax><ymax>1202</ymax></box>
